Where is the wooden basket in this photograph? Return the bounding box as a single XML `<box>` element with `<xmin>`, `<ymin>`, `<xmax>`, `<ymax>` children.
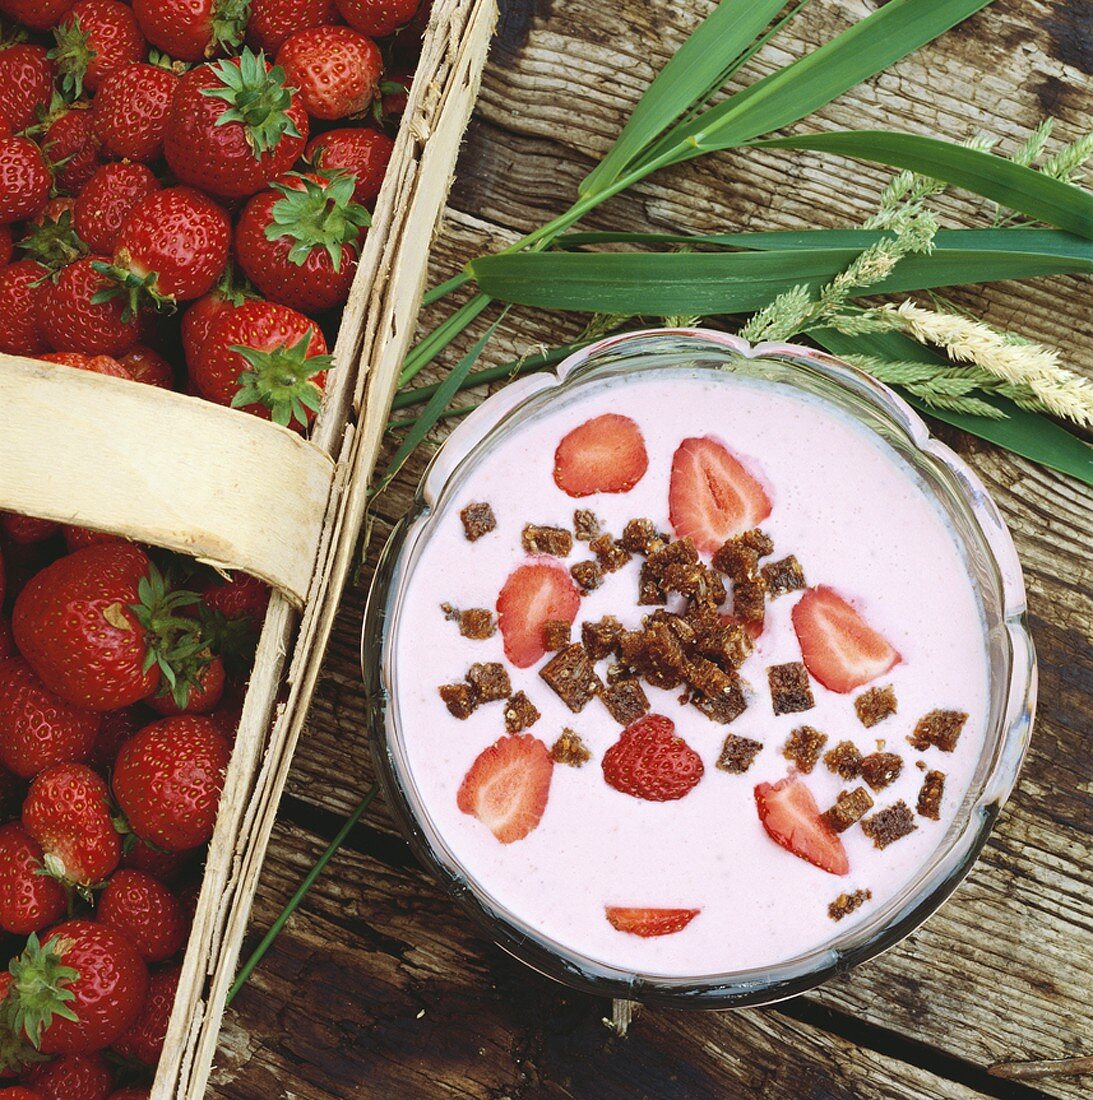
<box><xmin>0</xmin><ymin>1</ymin><xmax>497</xmax><ymax>1095</ymax></box>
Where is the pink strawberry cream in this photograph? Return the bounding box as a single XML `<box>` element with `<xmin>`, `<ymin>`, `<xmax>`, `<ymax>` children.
<box><xmin>386</xmin><ymin>366</ymin><xmax>991</xmax><ymax>978</ymax></box>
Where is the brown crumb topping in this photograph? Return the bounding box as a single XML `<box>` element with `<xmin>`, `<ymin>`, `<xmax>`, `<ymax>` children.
<box><xmin>732</xmin><ymin>577</ymin><xmax>766</xmax><ymax>626</ymax></box>
<box><xmin>600</xmin><ymin>679</ymin><xmax>650</xmax><ymax>726</ymax></box>
<box><xmin>589</xmin><ymin>533</ymin><xmax>632</xmax><ymax>573</ymax></box>
<box><xmin>768</xmin><ymin>662</ymin><xmax>815</xmax><ymax>715</ymax></box>
<box><xmin>551</xmin><ymin>729</ymin><xmax>591</xmax><ymax>767</ymax></box>
<box><xmin>855</xmin><ymin>684</ymin><xmax>897</xmax><ymax>728</ymax></box>
<box><xmin>916</xmin><ymin>769</ymin><xmax>946</xmax><ymax>820</ymax></box>
<box><xmin>466</xmin><ymin>662</ymin><xmax>510</xmax><ymax>703</ymax></box>
<box><xmin>457</xmin><ymin>608</ymin><xmax>496</xmax><ymax>640</ymax></box>
<box><xmin>860</xmin><ymin>751</ymin><xmax>903</xmax><ymax>792</ymax></box>
<box><xmin>861</xmin><ymin>801</ymin><xmax>917</xmax><ymax>849</ymax></box>
<box><xmin>909</xmin><ymin>709</ymin><xmax>969</xmax><ymax>752</ymax></box>
<box><xmin>439</xmin><ymin>682</ymin><xmax>477</xmax><ymax>720</ymax></box>
<box><xmin>573</xmin><ymin>509</ymin><xmax>601</xmax><ymax>541</ymax></box>
<box><xmin>539</xmin><ymin>644</ymin><xmax>602</xmax><ymax>713</ymax></box>
<box><xmin>581</xmin><ymin>615</ymin><xmax>623</xmax><ymax>660</ymax></box>
<box><xmin>712</xmin><ymin>537</ymin><xmax>758</xmax><ymax>582</ymax></box>
<box><xmin>761</xmin><ymin>555</ymin><xmax>806</xmax><ymax>598</ymax></box>
<box><xmin>716</xmin><ymin>733</ymin><xmax>763</xmax><ymax>774</ymax></box>
<box><xmin>741</xmin><ymin>528</ymin><xmax>775</xmax><ymax>557</ymax></box>
<box><xmin>782</xmin><ymin>725</ymin><xmax>828</xmax><ymax>773</ymax></box>
<box><xmin>684</xmin><ymin>657</ymin><xmax>747</xmax><ymax>724</ymax></box>
<box><xmin>820</xmin><ymin>787</ymin><xmax>874</xmax><ymax>833</ymax></box>
<box><xmin>619</xmin><ymin>518</ymin><xmax>659</xmax><ymax>554</ymax></box>
<box><xmin>638</xmin><ymin>621</ymin><xmax>686</xmax><ymax>690</ymax></box>
<box><xmin>541</xmin><ymin>619</ymin><xmax>571</xmax><ymax>651</ymax></box>
<box><xmin>460</xmin><ymin>502</ymin><xmax>496</xmax><ymax>542</ymax></box>
<box><xmin>828</xmin><ymin>888</ymin><xmax>872</xmax><ymax>922</ymax></box>
<box><xmin>570</xmin><ymin>559</ymin><xmax>603</xmax><ymax>593</ymax></box>
<box><xmin>503</xmin><ymin>691</ymin><xmax>540</xmax><ymax>733</ymax></box>
<box><xmin>522</xmin><ymin>523</ymin><xmax>573</xmax><ymax>557</ymax></box>
<box><xmin>823</xmin><ymin>740</ymin><xmax>863</xmax><ymax>780</ymax></box>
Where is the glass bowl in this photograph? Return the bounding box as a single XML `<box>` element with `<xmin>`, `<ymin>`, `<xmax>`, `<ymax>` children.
<box><xmin>361</xmin><ymin>329</ymin><xmax>1035</xmax><ymax>1007</ymax></box>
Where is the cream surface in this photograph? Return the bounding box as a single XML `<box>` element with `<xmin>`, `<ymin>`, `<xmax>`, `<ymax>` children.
<box><xmin>388</xmin><ymin>369</ymin><xmax>990</xmax><ymax>977</ymax></box>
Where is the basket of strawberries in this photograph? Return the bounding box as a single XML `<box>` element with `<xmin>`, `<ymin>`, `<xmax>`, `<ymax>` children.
<box><xmin>0</xmin><ymin>0</ymin><xmax>496</xmax><ymax>1096</ymax></box>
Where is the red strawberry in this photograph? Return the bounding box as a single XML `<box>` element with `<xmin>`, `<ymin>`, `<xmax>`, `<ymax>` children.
<box><xmin>456</xmin><ymin>734</ymin><xmax>552</xmax><ymax>844</ymax></box>
<box><xmin>0</xmin><ymin>824</ymin><xmax>67</xmax><ymax>936</ymax></box>
<box><xmin>0</xmin><ymin>618</ymin><xmax>12</xmax><ymax>661</ymax></box>
<box><xmin>604</xmin><ymin>907</ymin><xmax>700</xmax><ymax>937</ymax></box>
<box><xmin>86</xmin><ymin>704</ymin><xmax>146</xmax><ymax>774</ymax></box>
<box><xmin>0</xmin><ymin>1087</ymin><xmax>43</xmax><ymax>1099</ymax></box>
<box><xmin>0</xmin><ymin>658</ymin><xmax>100</xmax><ymax>779</ymax></box>
<box><xmin>96</xmin><ymin>870</ymin><xmax>186</xmax><ymax>963</ymax></box>
<box><xmin>73</xmin><ymin>161</ymin><xmax>160</xmax><ymax>257</ymax></box>
<box><xmin>495</xmin><ymin>561</ymin><xmax>580</xmax><ymax>669</ymax></box>
<box><xmin>132</xmin><ymin>0</ymin><xmax>248</xmax><ymax>62</ymax></box>
<box><xmin>0</xmin><ymin>224</ymin><xmax>10</xmax><ymax>267</ymax></box>
<box><xmin>235</xmin><ymin>172</ymin><xmax>369</xmax><ymax>313</ymax></box>
<box><xmin>164</xmin><ymin>50</ymin><xmax>309</xmax><ymax>201</ymax></box>
<box><xmin>0</xmin><ymin>139</ymin><xmax>52</xmax><ymax>226</ymax></box>
<box><xmin>41</xmin><ymin>105</ymin><xmax>101</xmax><ymax>196</ymax></box>
<box><xmin>22</xmin><ymin>1052</ymin><xmax>112</xmax><ymax>1100</ymax></box>
<box><xmin>277</xmin><ymin>26</ymin><xmax>382</xmax><ymax>121</ymax></box>
<box><xmin>60</xmin><ymin>527</ymin><xmax>125</xmax><ymax>555</ymax></box>
<box><xmin>0</xmin><ymin>46</ymin><xmax>55</xmax><ymax>134</ymax></box>
<box><xmin>791</xmin><ymin>585</ymin><xmax>900</xmax><ymax>694</ymax></box>
<box><xmin>117</xmin><ymin>345</ymin><xmax>173</xmax><ymax>389</ymax></box>
<box><xmin>120</xmin><ymin>840</ymin><xmax>189</xmax><ymax>883</ymax></box>
<box><xmin>180</xmin><ymin>272</ymin><xmax>254</xmax><ymax>370</ymax></box>
<box><xmin>148</xmin><ymin>654</ymin><xmax>224</xmax><ymax>716</ymax></box>
<box><xmin>0</xmin><ymin>515</ymin><xmax>58</xmax><ymax>546</ymax></box>
<box><xmin>379</xmin><ymin>68</ymin><xmax>411</xmax><ymax>120</ymax></box>
<box><xmin>305</xmin><ymin>126</ymin><xmax>393</xmax><ymax>205</ymax></box>
<box><xmin>12</xmin><ymin>543</ymin><xmax>208</xmax><ymax>712</ymax></box>
<box><xmin>247</xmin><ymin>0</ymin><xmax>339</xmax><ymax>54</ymax></box>
<box><xmin>754</xmin><ymin>774</ymin><xmax>849</xmax><ymax>875</ymax></box>
<box><xmin>668</xmin><ymin>436</ymin><xmax>771</xmax><ymax>554</ymax></box>
<box><xmin>198</xmin><ymin>571</ymin><xmax>269</xmax><ymax>628</ymax></box>
<box><xmin>42</xmin><ymin>257</ymin><xmax>139</xmax><ymax>356</ymax></box>
<box><xmin>0</xmin><ymin>260</ymin><xmax>50</xmax><ymax>356</ymax></box>
<box><xmin>336</xmin><ymin>0</ymin><xmax>420</xmax><ymax>37</ymax></box>
<box><xmin>23</xmin><ymin>764</ymin><xmax>120</xmax><ymax>887</ymax></box>
<box><xmin>553</xmin><ymin>414</ymin><xmax>648</xmax><ymax>498</ymax></box>
<box><xmin>6</xmin><ymin>920</ymin><xmax>148</xmax><ymax>1053</ymax></box>
<box><xmin>105</xmin><ymin>186</ymin><xmax>231</xmax><ymax>313</ymax></box>
<box><xmin>110</xmin><ymin>963</ymin><xmax>178</xmax><ymax>1066</ymax></box>
<box><xmin>192</xmin><ymin>299</ymin><xmax>330</xmax><ymax>429</ymax></box>
<box><xmin>39</xmin><ymin>352</ymin><xmax>132</xmax><ymax>380</ymax></box>
<box><xmin>92</xmin><ymin>62</ymin><xmax>178</xmax><ymax>163</ymax></box>
<box><xmin>106</xmin><ymin>1091</ymin><xmax>149</xmax><ymax>1100</ymax></box>
<box><xmin>112</xmin><ymin>715</ymin><xmax>231</xmax><ymax>852</ymax></box>
<box><xmin>0</xmin><ymin>1</ymin><xmax>75</xmax><ymax>32</ymax></box>
<box><xmin>50</xmin><ymin>0</ymin><xmax>146</xmax><ymax>98</ymax></box>
<box><xmin>601</xmin><ymin>714</ymin><xmax>704</xmax><ymax>802</ymax></box>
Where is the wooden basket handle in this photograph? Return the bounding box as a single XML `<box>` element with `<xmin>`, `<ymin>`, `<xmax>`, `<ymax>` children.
<box><xmin>0</xmin><ymin>355</ymin><xmax>335</xmax><ymax>608</ymax></box>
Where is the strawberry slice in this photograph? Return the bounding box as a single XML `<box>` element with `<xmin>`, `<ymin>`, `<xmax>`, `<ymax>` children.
<box><xmin>496</xmin><ymin>561</ymin><xmax>581</xmax><ymax>669</ymax></box>
<box><xmin>601</xmin><ymin>714</ymin><xmax>704</xmax><ymax>802</ymax></box>
<box><xmin>668</xmin><ymin>437</ymin><xmax>771</xmax><ymax>554</ymax></box>
<box><xmin>554</xmin><ymin>413</ymin><xmax>649</xmax><ymax>497</ymax></box>
<box><xmin>754</xmin><ymin>775</ymin><xmax>849</xmax><ymax>875</ymax></box>
<box><xmin>605</xmin><ymin>907</ymin><xmax>701</xmax><ymax>937</ymax></box>
<box><xmin>456</xmin><ymin>734</ymin><xmax>553</xmax><ymax>844</ymax></box>
<box><xmin>791</xmin><ymin>585</ymin><xmax>900</xmax><ymax>693</ymax></box>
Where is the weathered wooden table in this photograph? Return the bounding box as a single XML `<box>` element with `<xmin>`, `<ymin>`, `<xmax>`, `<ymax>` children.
<box><xmin>209</xmin><ymin>1</ymin><xmax>1092</xmax><ymax>1096</ymax></box>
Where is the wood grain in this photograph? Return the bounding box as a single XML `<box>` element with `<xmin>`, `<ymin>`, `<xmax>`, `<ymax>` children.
<box><xmin>212</xmin><ymin>0</ymin><xmax>1092</xmax><ymax>1097</ymax></box>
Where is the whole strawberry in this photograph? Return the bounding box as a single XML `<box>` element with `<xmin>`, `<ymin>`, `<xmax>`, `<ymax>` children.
<box><xmin>306</xmin><ymin>126</ymin><xmax>394</xmax><ymax>205</ymax></box>
<box><xmin>113</xmin><ymin>716</ymin><xmax>230</xmax><ymax>852</ymax></box>
<box><xmin>180</xmin><ymin>269</ymin><xmax>254</xmax><ymax>370</ymax></box>
<box><xmin>21</xmin><ymin>1052</ymin><xmax>112</xmax><ymax>1100</ymax></box>
<box><xmin>39</xmin><ymin>352</ymin><xmax>131</xmax><ymax>380</ymax></box>
<box><xmin>247</xmin><ymin>0</ymin><xmax>339</xmax><ymax>53</ymax></box>
<box><xmin>0</xmin><ymin>1</ymin><xmax>75</xmax><ymax>32</ymax></box>
<box><xmin>40</xmin><ymin>104</ymin><xmax>101</xmax><ymax>196</ymax></box>
<box><xmin>0</xmin><ymin>514</ymin><xmax>57</xmax><ymax>546</ymax></box>
<box><xmin>199</xmin><ymin>571</ymin><xmax>269</xmax><ymax>629</ymax></box>
<box><xmin>0</xmin><ymin>260</ymin><xmax>50</xmax><ymax>356</ymax></box>
<box><xmin>0</xmin><ymin>46</ymin><xmax>55</xmax><ymax>134</ymax></box>
<box><xmin>61</xmin><ymin>526</ymin><xmax>126</xmax><ymax>553</ymax></box>
<box><xmin>0</xmin><ymin>824</ymin><xmax>67</xmax><ymax>936</ymax></box>
<box><xmin>336</xmin><ymin>0</ymin><xmax>420</xmax><ymax>37</ymax></box>
<box><xmin>235</xmin><ymin>172</ymin><xmax>369</xmax><ymax>312</ymax></box>
<box><xmin>0</xmin><ymin>139</ymin><xmax>52</xmax><ymax>226</ymax></box>
<box><xmin>164</xmin><ymin>49</ymin><xmax>309</xmax><ymax>200</ymax></box>
<box><xmin>22</xmin><ymin>764</ymin><xmax>120</xmax><ymax>888</ymax></box>
<box><xmin>110</xmin><ymin>964</ymin><xmax>178</xmax><ymax>1066</ymax></box>
<box><xmin>42</xmin><ymin>257</ymin><xmax>139</xmax><ymax>356</ymax></box>
<box><xmin>92</xmin><ymin>62</ymin><xmax>178</xmax><ymax>164</ymax></box>
<box><xmin>0</xmin><ymin>1086</ymin><xmax>43</xmax><ymax>1099</ymax></box>
<box><xmin>277</xmin><ymin>26</ymin><xmax>382</xmax><ymax>121</ymax></box>
<box><xmin>73</xmin><ymin>162</ymin><xmax>160</xmax><ymax>257</ymax></box>
<box><xmin>96</xmin><ymin>870</ymin><xmax>186</xmax><ymax>963</ymax></box>
<box><xmin>192</xmin><ymin>299</ymin><xmax>330</xmax><ymax>429</ymax></box>
<box><xmin>5</xmin><ymin>921</ymin><xmax>148</xmax><ymax>1054</ymax></box>
<box><xmin>601</xmin><ymin>714</ymin><xmax>704</xmax><ymax>802</ymax></box>
<box><xmin>16</xmin><ymin>199</ymin><xmax>84</xmax><ymax>275</ymax></box>
<box><xmin>148</xmin><ymin>654</ymin><xmax>224</xmax><ymax>716</ymax></box>
<box><xmin>132</xmin><ymin>0</ymin><xmax>248</xmax><ymax>62</ymax></box>
<box><xmin>0</xmin><ymin>658</ymin><xmax>100</xmax><ymax>780</ymax></box>
<box><xmin>117</xmin><ymin>346</ymin><xmax>173</xmax><ymax>389</ymax></box>
<box><xmin>12</xmin><ymin>544</ymin><xmax>208</xmax><ymax>712</ymax></box>
<box><xmin>50</xmin><ymin>0</ymin><xmax>145</xmax><ymax>99</ymax></box>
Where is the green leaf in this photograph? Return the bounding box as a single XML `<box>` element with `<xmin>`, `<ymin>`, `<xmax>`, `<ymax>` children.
<box><xmin>639</xmin><ymin>0</ymin><xmax>997</xmax><ymax>170</ymax></box>
<box><xmin>756</xmin><ymin>131</ymin><xmax>1093</xmax><ymax>239</ymax></box>
<box><xmin>812</xmin><ymin>328</ymin><xmax>1093</xmax><ymax>486</ymax></box>
<box><xmin>581</xmin><ymin>0</ymin><xmax>792</xmax><ymax>197</ymax></box>
<box><xmin>469</xmin><ymin>246</ymin><xmax>1093</xmax><ymax>315</ymax></box>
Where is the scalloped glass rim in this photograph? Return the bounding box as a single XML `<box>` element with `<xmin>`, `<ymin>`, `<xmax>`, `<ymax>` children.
<box><xmin>362</xmin><ymin>329</ymin><xmax>1036</xmax><ymax>1007</ymax></box>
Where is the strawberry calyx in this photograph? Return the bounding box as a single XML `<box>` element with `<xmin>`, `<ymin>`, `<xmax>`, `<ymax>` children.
<box><xmin>267</xmin><ymin>171</ymin><xmax>371</xmax><ymax>271</ymax></box>
<box><xmin>229</xmin><ymin>333</ymin><xmax>329</xmax><ymax>429</ymax></box>
<box><xmin>201</xmin><ymin>48</ymin><xmax>302</xmax><ymax>160</ymax></box>
<box><xmin>89</xmin><ymin>260</ymin><xmax>173</xmax><ymax>322</ymax></box>
<box><xmin>148</xmin><ymin>48</ymin><xmax>190</xmax><ymax>74</ymax></box>
<box><xmin>213</xmin><ymin>258</ymin><xmax>256</xmax><ymax>307</ymax></box>
<box><xmin>18</xmin><ymin>208</ymin><xmax>87</xmax><ymax>272</ymax></box>
<box><xmin>2</xmin><ymin>932</ymin><xmax>80</xmax><ymax>1050</ymax></box>
<box><xmin>198</xmin><ymin>604</ymin><xmax>258</xmax><ymax>678</ymax></box>
<box><xmin>0</xmin><ymin>21</ymin><xmax>30</xmax><ymax>50</ymax></box>
<box><xmin>210</xmin><ymin>0</ymin><xmax>250</xmax><ymax>56</ymax></box>
<box><xmin>48</xmin><ymin>15</ymin><xmax>95</xmax><ymax>101</ymax></box>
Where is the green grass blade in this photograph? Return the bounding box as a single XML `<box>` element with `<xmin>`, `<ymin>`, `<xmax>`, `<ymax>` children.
<box><xmin>812</xmin><ymin>328</ymin><xmax>1093</xmax><ymax>485</ymax></box>
<box><xmin>639</xmin><ymin>0</ymin><xmax>996</xmax><ymax>169</ymax></box>
<box><xmin>469</xmin><ymin>247</ymin><xmax>1093</xmax><ymax>314</ymax></box>
<box><xmin>757</xmin><ymin>131</ymin><xmax>1093</xmax><ymax>238</ymax></box>
<box><xmin>580</xmin><ymin>0</ymin><xmax>791</xmax><ymax>198</ymax></box>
